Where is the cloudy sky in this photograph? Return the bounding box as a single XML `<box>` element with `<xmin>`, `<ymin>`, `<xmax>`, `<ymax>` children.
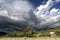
<box><xmin>0</xmin><ymin>0</ymin><xmax>60</xmax><ymax>33</ymax></box>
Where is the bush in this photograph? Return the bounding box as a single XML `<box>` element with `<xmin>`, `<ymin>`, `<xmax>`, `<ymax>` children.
<box><xmin>33</xmin><ymin>33</ymin><xmax>41</xmax><ymax>37</ymax></box>
<box><xmin>6</xmin><ymin>31</ymin><xmax>24</xmax><ymax>37</ymax></box>
<box><xmin>55</xmin><ymin>31</ymin><xmax>60</xmax><ymax>37</ymax></box>
<box><xmin>5</xmin><ymin>26</ymin><xmax>60</xmax><ymax>37</ymax></box>
<box><xmin>26</xmin><ymin>31</ymin><xmax>33</xmax><ymax>37</ymax></box>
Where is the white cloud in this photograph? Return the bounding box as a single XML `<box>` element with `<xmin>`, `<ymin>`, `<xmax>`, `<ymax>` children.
<box><xmin>0</xmin><ymin>10</ymin><xmax>8</xmax><ymax>16</ymax></box>
<box><xmin>34</xmin><ymin>0</ymin><xmax>60</xmax><ymax>28</ymax></box>
<box><xmin>50</xmin><ymin>8</ymin><xmax>59</xmax><ymax>16</ymax></box>
<box><xmin>58</xmin><ymin>11</ymin><xmax>60</xmax><ymax>15</ymax></box>
<box><xmin>37</xmin><ymin>0</ymin><xmax>53</xmax><ymax>11</ymax></box>
<box><xmin>10</xmin><ymin>16</ymin><xmax>18</xmax><ymax>21</ymax></box>
<box><xmin>35</xmin><ymin>0</ymin><xmax>53</xmax><ymax>18</ymax></box>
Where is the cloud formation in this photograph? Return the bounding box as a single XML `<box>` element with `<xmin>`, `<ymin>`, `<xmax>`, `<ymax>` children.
<box><xmin>0</xmin><ymin>0</ymin><xmax>33</xmax><ymax>21</ymax></box>
<box><xmin>0</xmin><ymin>0</ymin><xmax>34</xmax><ymax>33</ymax></box>
<box><xmin>0</xmin><ymin>0</ymin><xmax>60</xmax><ymax>33</ymax></box>
<box><xmin>34</xmin><ymin>0</ymin><xmax>60</xmax><ymax>28</ymax></box>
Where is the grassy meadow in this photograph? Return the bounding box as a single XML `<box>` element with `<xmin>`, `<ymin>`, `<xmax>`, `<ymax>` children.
<box><xmin>0</xmin><ymin>26</ymin><xmax>60</xmax><ymax>40</ymax></box>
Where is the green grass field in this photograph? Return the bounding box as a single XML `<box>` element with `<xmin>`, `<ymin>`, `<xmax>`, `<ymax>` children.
<box><xmin>0</xmin><ymin>37</ymin><xmax>60</xmax><ymax>40</ymax></box>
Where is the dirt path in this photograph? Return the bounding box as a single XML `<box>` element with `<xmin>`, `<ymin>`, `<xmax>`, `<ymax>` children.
<box><xmin>0</xmin><ymin>37</ymin><xmax>60</xmax><ymax>40</ymax></box>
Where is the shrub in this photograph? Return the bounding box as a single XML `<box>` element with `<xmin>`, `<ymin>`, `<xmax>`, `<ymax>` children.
<box><xmin>55</xmin><ymin>31</ymin><xmax>60</xmax><ymax>37</ymax></box>
<box><xmin>26</xmin><ymin>31</ymin><xmax>33</xmax><ymax>37</ymax></box>
<box><xmin>6</xmin><ymin>31</ymin><xmax>18</xmax><ymax>37</ymax></box>
<box><xmin>6</xmin><ymin>31</ymin><xmax>25</xmax><ymax>37</ymax></box>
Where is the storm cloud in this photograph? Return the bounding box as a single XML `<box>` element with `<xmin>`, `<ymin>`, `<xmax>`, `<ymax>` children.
<box><xmin>0</xmin><ymin>0</ymin><xmax>33</xmax><ymax>21</ymax></box>
<box><xmin>0</xmin><ymin>0</ymin><xmax>34</xmax><ymax>33</ymax></box>
<box><xmin>0</xmin><ymin>0</ymin><xmax>60</xmax><ymax>33</ymax></box>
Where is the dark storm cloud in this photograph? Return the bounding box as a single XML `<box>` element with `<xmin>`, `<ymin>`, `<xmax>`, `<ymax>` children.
<box><xmin>0</xmin><ymin>16</ymin><xmax>29</xmax><ymax>33</ymax></box>
<box><xmin>0</xmin><ymin>0</ymin><xmax>60</xmax><ymax>33</ymax></box>
<box><xmin>0</xmin><ymin>0</ymin><xmax>34</xmax><ymax>33</ymax></box>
